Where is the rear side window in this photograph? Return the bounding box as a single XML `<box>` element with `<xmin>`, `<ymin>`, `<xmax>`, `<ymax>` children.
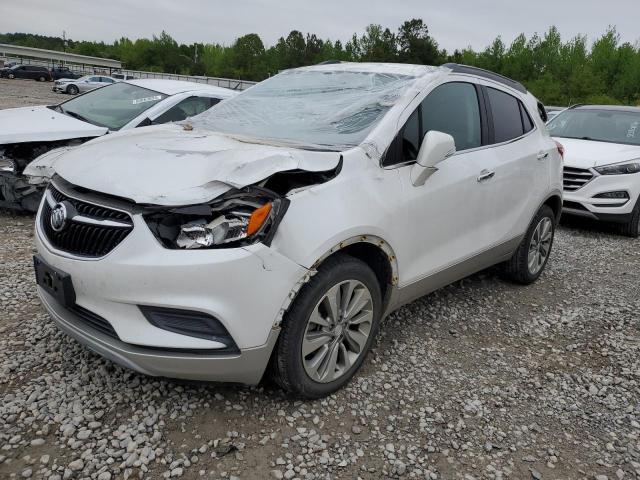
<box><xmin>487</xmin><ymin>87</ymin><xmax>534</xmax><ymax>143</ymax></box>
<box><xmin>421</xmin><ymin>83</ymin><xmax>482</xmax><ymax>151</ymax></box>
<box><xmin>520</xmin><ymin>103</ymin><xmax>534</xmax><ymax>133</ymax></box>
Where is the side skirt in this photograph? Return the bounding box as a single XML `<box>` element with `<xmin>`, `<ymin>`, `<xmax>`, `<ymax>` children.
<box><xmin>383</xmin><ymin>236</ymin><xmax>522</xmax><ymax>317</ymax></box>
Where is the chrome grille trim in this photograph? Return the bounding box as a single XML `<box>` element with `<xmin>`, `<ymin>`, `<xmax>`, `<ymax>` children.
<box><xmin>563</xmin><ymin>166</ymin><xmax>595</xmax><ymax>192</ymax></box>
<box><xmin>41</xmin><ymin>185</ymin><xmax>134</xmax><ymax>258</ymax></box>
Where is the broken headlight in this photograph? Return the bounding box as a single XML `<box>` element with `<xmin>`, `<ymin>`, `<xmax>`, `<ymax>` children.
<box><xmin>144</xmin><ymin>188</ymin><xmax>289</xmax><ymax>250</ymax></box>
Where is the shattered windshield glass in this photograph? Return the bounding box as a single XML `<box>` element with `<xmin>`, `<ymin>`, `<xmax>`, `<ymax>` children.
<box><xmin>190</xmin><ymin>69</ymin><xmax>420</xmax><ymax>150</ymax></box>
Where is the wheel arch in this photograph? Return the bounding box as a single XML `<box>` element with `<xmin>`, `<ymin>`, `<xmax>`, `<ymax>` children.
<box><xmin>542</xmin><ymin>192</ymin><xmax>562</xmax><ymax>224</ymax></box>
<box><xmin>309</xmin><ymin>235</ymin><xmax>399</xmax><ymax>310</ymax></box>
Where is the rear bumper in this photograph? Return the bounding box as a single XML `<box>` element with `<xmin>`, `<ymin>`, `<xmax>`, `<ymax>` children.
<box><xmin>38</xmin><ymin>287</ymin><xmax>279</xmax><ymax>384</ymax></box>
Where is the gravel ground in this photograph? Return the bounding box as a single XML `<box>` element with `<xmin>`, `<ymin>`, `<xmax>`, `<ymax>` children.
<box><xmin>1</xmin><ymin>82</ymin><xmax>640</xmax><ymax>480</ymax></box>
<box><xmin>0</xmin><ymin>78</ymin><xmax>63</xmax><ymax>109</ymax></box>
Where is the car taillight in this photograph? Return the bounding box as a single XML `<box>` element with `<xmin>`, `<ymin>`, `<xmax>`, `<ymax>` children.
<box><xmin>554</xmin><ymin>141</ymin><xmax>564</xmax><ymax>159</ymax></box>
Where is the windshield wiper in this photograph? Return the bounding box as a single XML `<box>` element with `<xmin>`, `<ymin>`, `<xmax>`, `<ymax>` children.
<box><xmin>63</xmin><ymin>110</ymin><xmax>92</xmax><ymax>124</ymax></box>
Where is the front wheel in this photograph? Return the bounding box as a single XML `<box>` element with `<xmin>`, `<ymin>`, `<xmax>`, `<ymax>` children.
<box><xmin>8</xmin><ymin>73</ymin><xmax>15</xmax><ymax>79</ymax></box>
<box><xmin>619</xmin><ymin>201</ymin><xmax>640</xmax><ymax>238</ymax></box>
<box><xmin>66</xmin><ymin>85</ymin><xmax>79</xmax><ymax>95</ymax></box>
<box><xmin>271</xmin><ymin>254</ymin><xmax>382</xmax><ymax>398</ymax></box>
<box><xmin>501</xmin><ymin>205</ymin><xmax>556</xmax><ymax>284</ymax></box>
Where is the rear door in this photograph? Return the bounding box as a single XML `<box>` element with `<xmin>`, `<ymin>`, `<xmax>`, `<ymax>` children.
<box><xmin>480</xmin><ymin>85</ymin><xmax>551</xmax><ymax>240</ymax></box>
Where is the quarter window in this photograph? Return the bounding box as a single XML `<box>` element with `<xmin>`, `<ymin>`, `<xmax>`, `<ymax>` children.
<box><xmin>421</xmin><ymin>82</ymin><xmax>482</xmax><ymax>151</ymax></box>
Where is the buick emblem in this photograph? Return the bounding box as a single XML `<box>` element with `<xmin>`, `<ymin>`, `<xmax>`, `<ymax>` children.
<box><xmin>50</xmin><ymin>203</ymin><xmax>68</xmax><ymax>232</ymax></box>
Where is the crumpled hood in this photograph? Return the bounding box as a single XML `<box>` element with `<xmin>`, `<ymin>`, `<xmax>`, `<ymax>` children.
<box><xmin>53</xmin><ymin>124</ymin><xmax>342</xmax><ymax>205</ymax></box>
<box><xmin>554</xmin><ymin>137</ymin><xmax>640</xmax><ymax>169</ymax></box>
<box><xmin>0</xmin><ymin>105</ymin><xmax>108</xmax><ymax>144</ymax></box>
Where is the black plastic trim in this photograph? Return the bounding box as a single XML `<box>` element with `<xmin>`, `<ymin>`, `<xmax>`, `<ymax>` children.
<box><xmin>443</xmin><ymin>63</ymin><xmax>527</xmax><ymax>93</ymax></box>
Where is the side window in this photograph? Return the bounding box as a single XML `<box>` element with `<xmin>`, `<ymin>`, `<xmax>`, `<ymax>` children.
<box><xmin>421</xmin><ymin>82</ymin><xmax>481</xmax><ymax>151</ymax></box>
<box><xmin>154</xmin><ymin>97</ymin><xmax>220</xmax><ymax>124</ymax></box>
<box><xmin>487</xmin><ymin>87</ymin><xmax>525</xmax><ymax>143</ymax></box>
<box><xmin>520</xmin><ymin>102</ymin><xmax>534</xmax><ymax>133</ymax></box>
<box><xmin>100</xmin><ymin>77</ymin><xmax>114</xmax><ymax>83</ymax></box>
<box><xmin>401</xmin><ymin>109</ymin><xmax>421</xmax><ymax>162</ymax></box>
<box><xmin>88</xmin><ymin>76</ymin><xmax>100</xmax><ymax>82</ymax></box>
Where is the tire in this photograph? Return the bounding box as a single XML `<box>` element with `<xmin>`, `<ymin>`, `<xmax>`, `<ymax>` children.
<box><xmin>38</xmin><ymin>76</ymin><xmax>46</xmax><ymax>82</ymax></box>
<box><xmin>8</xmin><ymin>73</ymin><xmax>15</xmax><ymax>79</ymax></box>
<box><xmin>619</xmin><ymin>202</ymin><xmax>640</xmax><ymax>238</ymax></box>
<box><xmin>271</xmin><ymin>254</ymin><xmax>382</xmax><ymax>399</ymax></box>
<box><xmin>67</xmin><ymin>85</ymin><xmax>79</xmax><ymax>95</ymax></box>
<box><xmin>502</xmin><ymin>205</ymin><xmax>556</xmax><ymax>285</ymax></box>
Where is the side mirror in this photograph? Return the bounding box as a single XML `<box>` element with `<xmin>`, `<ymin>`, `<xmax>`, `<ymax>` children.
<box><xmin>410</xmin><ymin>131</ymin><xmax>456</xmax><ymax>186</ymax></box>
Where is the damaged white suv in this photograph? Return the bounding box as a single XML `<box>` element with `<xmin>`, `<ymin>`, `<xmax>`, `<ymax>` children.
<box><xmin>34</xmin><ymin>63</ymin><xmax>563</xmax><ymax>398</ymax></box>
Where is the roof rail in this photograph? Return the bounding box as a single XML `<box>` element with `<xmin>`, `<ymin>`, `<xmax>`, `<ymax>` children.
<box><xmin>442</xmin><ymin>63</ymin><xmax>527</xmax><ymax>94</ymax></box>
<box><xmin>316</xmin><ymin>60</ymin><xmax>343</xmax><ymax>65</ymax></box>
<box><xmin>567</xmin><ymin>103</ymin><xmax>586</xmax><ymax>109</ymax></box>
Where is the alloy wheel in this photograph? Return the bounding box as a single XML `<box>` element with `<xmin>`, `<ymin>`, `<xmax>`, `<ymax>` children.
<box><xmin>302</xmin><ymin>280</ymin><xmax>373</xmax><ymax>383</ymax></box>
<box><xmin>528</xmin><ymin>217</ymin><xmax>553</xmax><ymax>275</ymax></box>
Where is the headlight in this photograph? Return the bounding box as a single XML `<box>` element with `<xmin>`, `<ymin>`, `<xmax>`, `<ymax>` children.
<box><xmin>144</xmin><ymin>187</ymin><xmax>289</xmax><ymax>250</ymax></box>
<box><xmin>594</xmin><ymin>161</ymin><xmax>640</xmax><ymax>175</ymax></box>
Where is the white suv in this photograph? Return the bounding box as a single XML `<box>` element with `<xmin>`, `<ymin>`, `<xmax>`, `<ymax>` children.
<box><xmin>547</xmin><ymin>105</ymin><xmax>640</xmax><ymax>237</ymax></box>
<box><xmin>33</xmin><ymin>63</ymin><xmax>563</xmax><ymax>398</ymax></box>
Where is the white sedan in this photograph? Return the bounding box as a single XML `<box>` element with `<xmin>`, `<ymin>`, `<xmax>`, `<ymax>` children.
<box><xmin>0</xmin><ymin>79</ymin><xmax>237</xmax><ymax>211</ymax></box>
<box><xmin>52</xmin><ymin>75</ymin><xmax>117</xmax><ymax>94</ymax></box>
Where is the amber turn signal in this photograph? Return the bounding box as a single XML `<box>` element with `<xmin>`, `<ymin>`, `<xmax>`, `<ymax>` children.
<box><xmin>247</xmin><ymin>203</ymin><xmax>272</xmax><ymax>236</ymax></box>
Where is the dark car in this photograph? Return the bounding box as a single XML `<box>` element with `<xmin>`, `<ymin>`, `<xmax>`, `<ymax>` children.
<box><xmin>50</xmin><ymin>67</ymin><xmax>82</xmax><ymax>80</ymax></box>
<box><xmin>0</xmin><ymin>64</ymin><xmax>52</xmax><ymax>81</ymax></box>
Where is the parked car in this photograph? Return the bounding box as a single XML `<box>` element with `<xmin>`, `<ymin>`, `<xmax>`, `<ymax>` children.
<box><xmin>0</xmin><ymin>64</ymin><xmax>52</xmax><ymax>81</ymax></box>
<box><xmin>33</xmin><ymin>62</ymin><xmax>562</xmax><ymax>398</ymax></box>
<box><xmin>52</xmin><ymin>75</ymin><xmax>116</xmax><ymax>94</ymax></box>
<box><xmin>0</xmin><ymin>79</ymin><xmax>237</xmax><ymax>211</ymax></box>
<box><xmin>111</xmin><ymin>73</ymin><xmax>137</xmax><ymax>81</ymax></box>
<box><xmin>50</xmin><ymin>67</ymin><xmax>82</xmax><ymax>80</ymax></box>
<box><xmin>548</xmin><ymin>104</ymin><xmax>640</xmax><ymax>237</ymax></box>
<box><xmin>545</xmin><ymin>106</ymin><xmax>565</xmax><ymax>122</ymax></box>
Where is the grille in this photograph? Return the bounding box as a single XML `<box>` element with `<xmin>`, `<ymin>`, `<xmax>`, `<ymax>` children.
<box><xmin>563</xmin><ymin>167</ymin><xmax>594</xmax><ymax>191</ymax></box>
<box><xmin>68</xmin><ymin>304</ymin><xmax>119</xmax><ymax>340</ymax></box>
<box><xmin>41</xmin><ymin>185</ymin><xmax>133</xmax><ymax>257</ymax></box>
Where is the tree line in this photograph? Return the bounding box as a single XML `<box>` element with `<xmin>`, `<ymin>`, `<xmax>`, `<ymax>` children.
<box><xmin>2</xmin><ymin>20</ymin><xmax>639</xmax><ymax>106</ymax></box>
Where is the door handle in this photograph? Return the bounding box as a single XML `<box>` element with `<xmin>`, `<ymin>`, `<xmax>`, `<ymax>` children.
<box><xmin>477</xmin><ymin>170</ymin><xmax>495</xmax><ymax>182</ymax></box>
<box><xmin>537</xmin><ymin>151</ymin><xmax>549</xmax><ymax>160</ymax></box>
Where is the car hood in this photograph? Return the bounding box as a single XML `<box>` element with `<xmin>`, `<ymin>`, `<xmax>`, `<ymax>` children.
<box><xmin>553</xmin><ymin>137</ymin><xmax>640</xmax><ymax>169</ymax></box>
<box><xmin>52</xmin><ymin>124</ymin><xmax>342</xmax><ymax>205</ymax></box>
<box><xmin>0</xmin><ymin>105</ymin><xmax>108</xmax><ymax>144</ymax></box>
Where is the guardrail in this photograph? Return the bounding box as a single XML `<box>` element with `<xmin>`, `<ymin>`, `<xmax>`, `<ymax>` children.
<box><xmin>120</xmin><ymin>70</ymin><xmax>257</xmax><ymax>91</ymax></box>
<box><xmin>2</xmin><ymin>56</ymin><xmax>257</xmax><ymax>91</ymax></box>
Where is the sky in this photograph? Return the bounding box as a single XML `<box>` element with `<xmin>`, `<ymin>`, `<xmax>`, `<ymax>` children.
<box><xmin>1</xmin><ymin>0</ymin><xmax>638</xmax><ymax>52</ymax></box>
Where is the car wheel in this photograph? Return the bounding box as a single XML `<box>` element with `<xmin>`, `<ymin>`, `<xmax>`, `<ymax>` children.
<box><xmin>67</xmin><ymin>85</ymin><xmax>79</xmax><ymax>95</ymax></box>
<box><xmin>501</xmin><ymin>205</ymin><xmax>555</xmax><ymax>285</ymax></box>
<box><xmin>8</xmin><ymin>73</ymin><xmax>15</xmax><ymax>79</ymax></box>
<box><xmin>38</xmin><ymin>76</ymin><xmax>46</xmax><ymax>82</ymax></box>
<box><xmin>271</xmin><ymin>254</ymin><xmax>382</xmax><ymax>398</ymax></box>
<box><xmin>619</xmin><ymin>201</ymin><xmax>640</xmax><ymax>238</ymax></box>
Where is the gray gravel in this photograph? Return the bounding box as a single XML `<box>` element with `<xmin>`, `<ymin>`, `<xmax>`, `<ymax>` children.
<box><xmin>1</xmin><ymin>81</ymin><xmax>639</xmax><ymax>479</ymax></box>
<box><xmin>1</xmin><ymin>211</ymin><xmax>639</xmax><ymax>480</ymax></box>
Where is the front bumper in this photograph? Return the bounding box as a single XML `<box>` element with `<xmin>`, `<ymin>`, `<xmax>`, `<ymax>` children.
<box><xmin>38</xmin><ymin>287</ymin><xmax>279</xmax><ymax>384</ymax></box>
<box><xmin>35</xmin><ymin>194</ymin><xmax>310</xmax><ymax>384</ymax></box>
<box><xmin>563</xmin><ymin>171</ymin><xmax>640</xmax><ymax>223</ymax></box>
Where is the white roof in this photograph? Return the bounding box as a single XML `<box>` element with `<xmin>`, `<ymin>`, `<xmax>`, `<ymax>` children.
<box><xmin>297</xmin><ymin>62</ymin><xmax>447</xmax><ymax>78</ymax></box>
<box><xmin>124</xmin><ymin>79</ymin><xmax>238</xmax><ymax>98</ymax></box>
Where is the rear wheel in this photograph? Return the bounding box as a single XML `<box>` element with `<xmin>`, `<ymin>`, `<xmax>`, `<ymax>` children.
<box><xmin>38</xmin><ymin>75</ymin><xmax>46</xmax><ymax>82</ymax></box>
<box><xmin>8</xmin><ymin>73</ymin><xmax>15</xmax><ymax>79</ymax></box>
<box><xmin>619</xmin><ymin>202</ymin><xmax>640</xmax><ymax>238</ymax></box>
<box><xmin>66</xmin><ymin>85</ymin><xmax>79</xmax><ymax>95</ymax></box>
<box><xmin>502</xmin><ymin>205</ymin><xmax>556</xmax><ymax>284</ymax></box>
<box><xmin>271</xmin><ymin>254</ymin><xmax>382</xmax><ymax>399</ymax></box>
